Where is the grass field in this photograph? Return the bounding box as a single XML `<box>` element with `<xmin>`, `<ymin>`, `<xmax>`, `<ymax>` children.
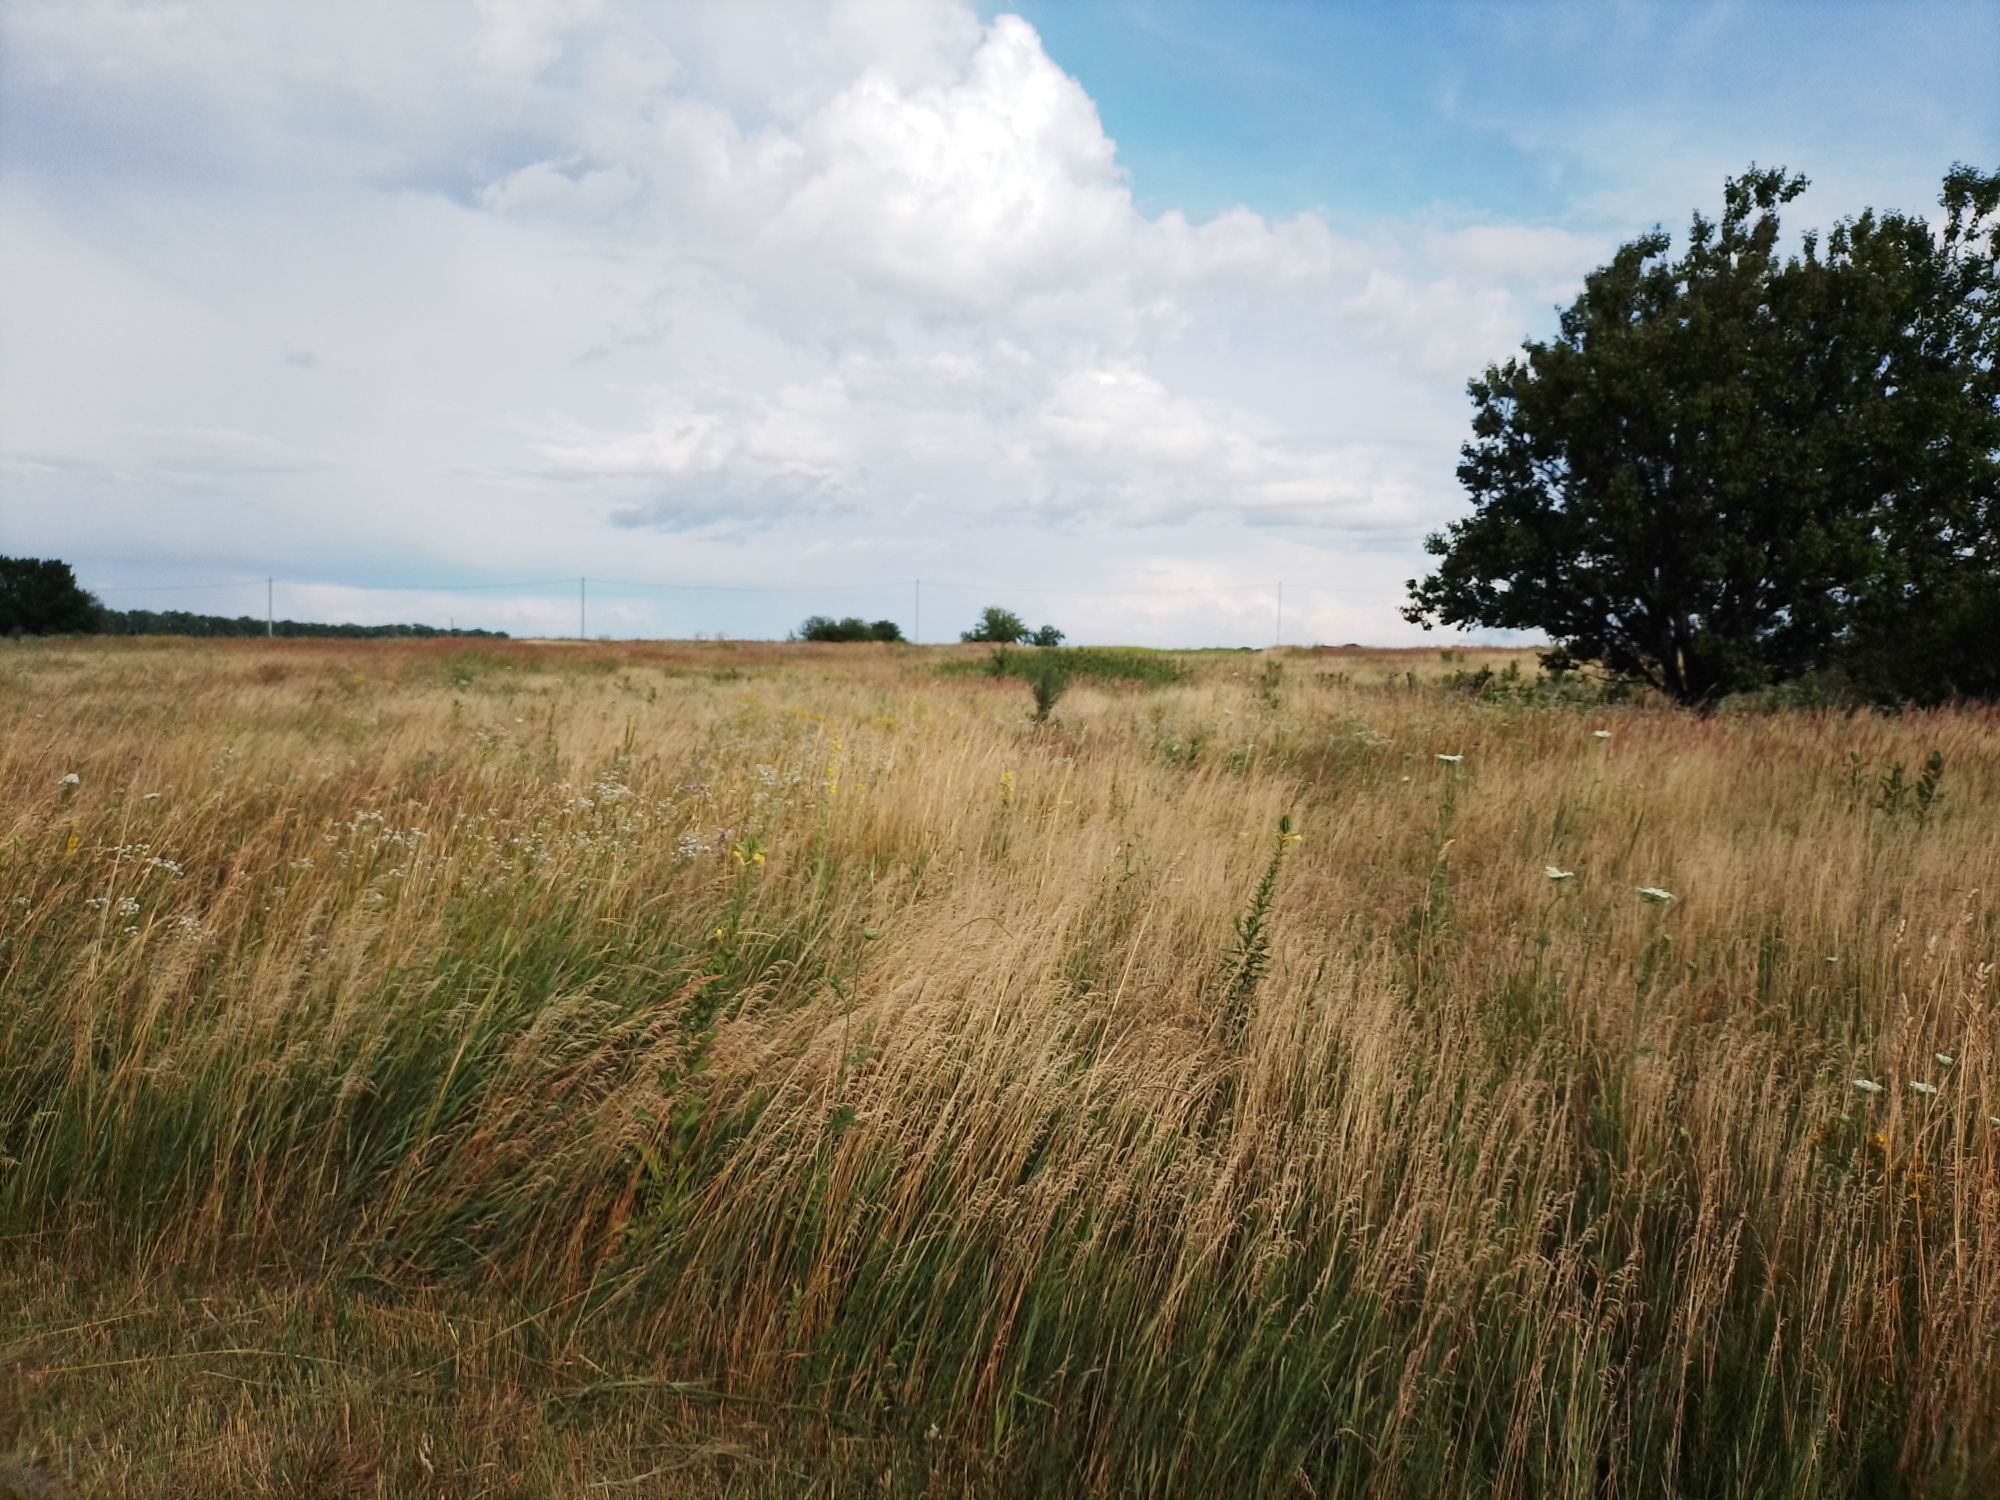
<box><xmin>4</xmin><ymin>636</ymin><xmax>1997</xmax><ymax>1498</ymax></box>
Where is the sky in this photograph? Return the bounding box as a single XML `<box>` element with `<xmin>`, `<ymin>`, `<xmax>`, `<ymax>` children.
<box><xmin>1</xmin><ymin>0</ymin><xmax>1993</xmax><ymax>645</ymax></box>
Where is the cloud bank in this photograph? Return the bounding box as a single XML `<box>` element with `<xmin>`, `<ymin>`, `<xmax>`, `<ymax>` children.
<box><xmin>0</xmin><ymin>1</ymin><xmax>1769</xmax><ymax>641</ymax></box>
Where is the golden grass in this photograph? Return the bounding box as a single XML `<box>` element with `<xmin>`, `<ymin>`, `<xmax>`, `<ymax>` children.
<box><xmin>3</xmin><ymin>636</ymin><xmax>1997</xmax><ymax>1497</ymax></box>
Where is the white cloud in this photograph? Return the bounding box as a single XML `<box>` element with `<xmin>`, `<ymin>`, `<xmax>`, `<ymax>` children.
<box><xmin>0</xmin><ymin>0</ymin><xmax>1572</xmax><ymax>643</ymax></box>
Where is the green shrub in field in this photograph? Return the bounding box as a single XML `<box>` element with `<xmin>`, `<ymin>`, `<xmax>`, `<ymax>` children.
<box><xmin>940</xmin><ymin>645</ymin><xmax>1185</xmax><ymax>688</ymax></box>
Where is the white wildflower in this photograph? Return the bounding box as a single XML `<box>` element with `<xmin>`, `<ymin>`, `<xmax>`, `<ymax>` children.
<box><xmin>1852</xmin><ymin>1079</ymin><xmax>1885</xmax><ymax>1095</ymax></box>
<box><xmin>1935</xmin><ymin>1053</ymin><xmax>1955</xmax><ymax>1067</ymax></box>
<box><xmin>1544</xmin><ymin>867</ymin><xmax>1576</xmax><ymax>881</ymax></box>
<box><xmin>116</xmin><ymin>897</ymin><xmax>140</xmax><ymax>918</ymax></box>
<box><xmin>1637</xmin><ymin>886</ymin><xmax>1676</xmax><ymax>904</ymax></box>
<box><xmin>1591</xmin><ymin>730</ymin><xmax>1612</xmax><ymax>740</ymax></box>
<box><xmin>60</xmin><ymin>772</ymin><xmax>80</xmax><ymax>787</ymax></box>
<box><xmin>1910</xmin><ymin>1081</ymin><xmax>1939</xmax><ymax>1097</ymax></box>
<box><xmin>1435</xmin><ymin>753</ymin><xmax>1464</xmax><ymax>764</ymax></box>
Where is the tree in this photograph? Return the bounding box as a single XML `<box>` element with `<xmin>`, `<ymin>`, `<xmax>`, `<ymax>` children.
<box><xmin>797</xmin><ymin>615</ymin><xmax>906</xmax><ymax>643</ymax></box>
<box><xmin>961</xmin><ymin>606</ymin><xmax>1030</xmax><ymax>644</ymax></box>
<box><xmin>961</xmin><ymin>607</ymin><xmax>1066</xmax><ymax>645</ymax></box>
<box><xmin>1406</xmin><ymin>165</ymin><xmax>2000</xmax><ymax>706</ymax></box>
<box><xmin>0</xmin><ymin>557</ymin><xmax>102</xmax><ymax>635</ymax></box>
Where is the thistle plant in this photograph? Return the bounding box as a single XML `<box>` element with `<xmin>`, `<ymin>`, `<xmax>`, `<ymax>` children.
<box><xmin>1214</xmin><ymin>813</ymin><xmax>1300</xmax><ymax>1048</ymax></box>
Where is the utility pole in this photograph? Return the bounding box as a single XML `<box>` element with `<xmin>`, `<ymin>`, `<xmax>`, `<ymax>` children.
<box><xmin>579</xmin><ymin>577</ymin><xmax>587</xmax><ymax>640</ymax></box>
<box><xmin>267</xmin><ymin>578</ymin><xmax>273</xmax><ymax>638</ymax></box>
<box><xmin>913</xmin><ymin>579</ymin><xmax>921</xmax><ymax>645</ymax></box>
<box><xmin>1274</xmin><ymin>580</ymin><xmax>1282</xmax><ymax>649</ymax></box>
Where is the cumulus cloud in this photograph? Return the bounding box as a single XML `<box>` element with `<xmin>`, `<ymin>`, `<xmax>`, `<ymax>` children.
<box><xmin>0</xmin><ymin>0</ymin><xmax>1574</xmax><ymax>642</ymax></box>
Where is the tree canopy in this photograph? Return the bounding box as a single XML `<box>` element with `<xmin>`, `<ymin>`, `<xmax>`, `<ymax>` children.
<box><xmin>797</xmin><ymin>615</ymin><xmax>904</xmax><ymax>643</ymax></box>
<box><xmin>1406</xmin><ymin>165</ymin><xmax>2000</xmax><ymax>706</ymax></box>
<box><xmin>962</xmin><ymin>606</ymin><xmax>1063</xmax><ymax>646</ymax></box>
<box><xmin>0</xmin><ymin>557</ymin><xmax>100</xmax><ymax>635</ymax></box>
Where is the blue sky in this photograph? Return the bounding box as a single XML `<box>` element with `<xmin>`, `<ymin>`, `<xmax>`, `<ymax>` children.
<box><xmin>2</xmin><ymin>1</ymin><xmax>1993</xmax><ymax>644</ymax></box>
<box><xmin>1004</xmin><ymin>1</ymin><xmax>1998</xmax><ymax>225</ymax></box>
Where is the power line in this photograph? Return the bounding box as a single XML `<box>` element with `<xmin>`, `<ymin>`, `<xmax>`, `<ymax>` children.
<box><xmin>93</xmin><ymin>580</ymin><xmax>267</xmax><ymax>594</ymax></box>
<box><xmin>92</xmin><ymin>574</ymin><xmax>1416</xmax><ymax>602</ymax></box>
<box><xmin>918</xmin><ymin>578</ymin><xmax>1275</xmax><ymax>597</ymax></box>
<box><xmin>94</xmin><ymin>578</ymin><xmax>580</xmax><ymax>594</ymax></box>
<box><xmin>588</xmin><ymin>575</ymin><xmax>909</xmax><ymax>594</ymax></box>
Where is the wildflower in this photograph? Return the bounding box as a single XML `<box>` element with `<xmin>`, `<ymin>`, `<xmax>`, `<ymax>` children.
<box><xmin>712</xmin><ymin>927</ymin><xmax>725</xmax><ymax>941</ymax></box>
<box><xmin>999</xmin><ymin>769</ymin><xmax>1015</xmax><ymax>804</ymax></box>
<box><xmin>1435</xmin><ymin>753</ymin><xmax>1464</xmax><ymax>764</ymax></box>
<box><xmin>116</xmin><ymin>897</ymin><xmax>140</xmax><ymax>918</ymax></box>
<box><xmin>1852</xmin><ymin>1078</ymin><xmax>1885</xmax><ymax>1095</ymax></box>
<box><xmin>1591</xmin><ymin>730</ymin><xmax>1612</xmax><ymax>740</ymax></box>
<box><xmin>1544</xmin><ymin>867</ymin><xmax>1576</xmax><ymax>881</ymax></box>
<box><xmin>1910</xmin><ymin>1081</ymin><xmax>1939</xmax><ymax>1097</ymax></box>
<box><xmin>60</xmin><ymin>772</ymin><xmax>80</xmax><ymax>787</ymax></box>
<box><xmin>1935</xmin><ymin>1053</ymin><xmax>1955</xmax><ymax>1067</ymax></box>
<box><xmin>825</xmin><ymin>735</ymin><xmax>844</xmax><ymax>798</ymax></box>
<box><xmin>1637</xmin><ymin>886</ymin><xmax>1676</xmax><ymax>904</ymax></box>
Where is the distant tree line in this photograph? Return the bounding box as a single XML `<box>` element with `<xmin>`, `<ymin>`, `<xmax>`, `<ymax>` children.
<box><xmin>794</xmin><ymin>606</ymin><xmax>1068</xmax><ymax>646</ymax></box>
<box><xmin>96</xmin><ymin>609</ymin><xmax>508</xmax><ymax>640</ymax></box>
<box><xmin>795</xmin><ymin>615</ymin><xmax>906</xmax><ymax>642</ymax></box>
<box><xmin>1</xmin><ymin>557</ymin><xmax>507</xmax><ymax>639</ymax></box>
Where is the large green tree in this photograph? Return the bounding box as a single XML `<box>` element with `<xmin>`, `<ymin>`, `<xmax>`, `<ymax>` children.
<box><xmin>1406</xmin><ymin>165</ymin><xmax>2000</xmax><ymax>705</ymax></box>
<box><xmin>0</xmin><ymin>557</ymin><xmax>102</xmax><ymax>636</ymax></box>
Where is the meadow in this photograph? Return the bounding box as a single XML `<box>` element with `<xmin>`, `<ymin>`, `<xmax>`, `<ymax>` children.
<box><xmin>3</xmin><ymin>636</ymin><xmax>1997</xmax><ymax>1498</ymax></box>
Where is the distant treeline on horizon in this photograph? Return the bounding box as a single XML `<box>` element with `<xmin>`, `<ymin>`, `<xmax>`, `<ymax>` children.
<box><xmin>96</xmin><ymin>608</ymin><xmax>509</xmax><ymax>640</ymax></box>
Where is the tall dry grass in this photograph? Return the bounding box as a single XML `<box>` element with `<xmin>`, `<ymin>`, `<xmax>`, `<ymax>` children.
<box><xmin>2</xmin><ymin>636</ymin><xmax>1997</xmax><ymax>1497</ymax></box>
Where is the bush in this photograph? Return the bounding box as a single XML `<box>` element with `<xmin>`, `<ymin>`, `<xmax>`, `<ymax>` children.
<box><xmin>1024</xmin><ymin>655</ymin><xmax>1070</xmax><ymax>724</ymax></box>
<box><xmin>798</xmin><ymin>615</ymin><xmax>905</xmax><ymax>643</ymax></box>
<box><xmin>942</xmin><ymin>647</ymin><xmax>1185</xmax><ymax>688</ymax></box>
